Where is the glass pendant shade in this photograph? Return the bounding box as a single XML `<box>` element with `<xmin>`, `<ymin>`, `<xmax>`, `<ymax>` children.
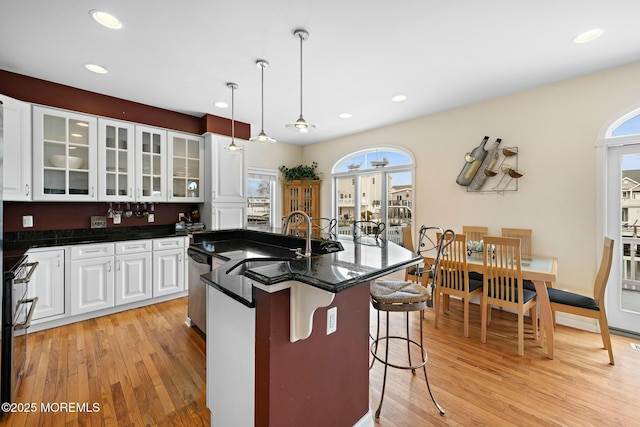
<box><xmin>250</xmin><ymin>60</ymin><xmax>276</xmax><ymax>143</ymax></box>
<box><xmin>224</xmin><ymin>82</ymin><xmax>243</xmax><ymax>152</ymax></box>
<box><xmin>287</xmin><ymin>29</ymin><xmax>315</xmax><ymax>132</ymax></box>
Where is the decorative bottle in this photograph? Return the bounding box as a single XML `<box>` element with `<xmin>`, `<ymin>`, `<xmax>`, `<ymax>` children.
<box><xmin>456</xmin><ymin>136</ymin><xmax>489</xmax><ymax>186</ymax></box>
<box><xmin>469</xmin><ymin>138</ymin><xmax>502</xmax><ymax>191</ymax></box>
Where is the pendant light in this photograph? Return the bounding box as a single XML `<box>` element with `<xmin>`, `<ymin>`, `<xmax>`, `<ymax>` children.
<box><xmin>286</xmin><ymin>29</ymin><xmax>315</xmax><ymax>133</ymax></box>
<box><xmin>224</xmin><ymin>82</ymin><xmax>243</xmax><ymax>152</ymax></box>
<box><xmin>250</xmin><ymin>60</ymin><xmax>276</xmax><ymax>143</ymax></box>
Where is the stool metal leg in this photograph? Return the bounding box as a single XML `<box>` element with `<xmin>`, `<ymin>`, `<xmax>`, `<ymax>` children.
<box><xmin>374</xmin><ymin>311</ymin><xmax>391</xmax><ymax>419</ymax></box>
<box><xmin>370</xmin><ymin>308</ymin><xmax>381</xmax><ymax>370</ymax></box>
<box><xmin>420</xmin><ymin>309</ymin><xmax>445</xmax><ymax>416</ymax></box>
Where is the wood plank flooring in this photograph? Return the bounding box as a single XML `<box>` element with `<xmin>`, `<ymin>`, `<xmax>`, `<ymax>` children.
<box><xmin>3</xmin><ymin>296</ymin><xmax>640</xmax><ymax>426</ymax></box>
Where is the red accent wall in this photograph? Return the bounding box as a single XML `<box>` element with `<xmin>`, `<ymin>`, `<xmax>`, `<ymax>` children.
<box><xmin>254</xmin><ymin>283</ymin><xmax>371</xmax><ymax>427</ymax></box>
<box><xmin>0</xmin><ymin>69</ymin><xmax>250</xmax><ymax>138</ymax></box>
<box><xmin>3</xmin><ymin>201</ymin><xmax>196</xmax><ymax>232</ymax></box>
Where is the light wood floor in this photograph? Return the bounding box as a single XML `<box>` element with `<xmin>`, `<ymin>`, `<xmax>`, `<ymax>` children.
<box><xmin>3</xmin><ymin>297</ymin><xmax>640</xmax><ymax>426</ymax></box>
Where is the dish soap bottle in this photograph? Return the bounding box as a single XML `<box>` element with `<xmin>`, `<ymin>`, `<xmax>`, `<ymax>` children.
<box><xmin>456</xmin><ymin>136</ymin><xmax>490</xmax><ymax>186</ymax></box>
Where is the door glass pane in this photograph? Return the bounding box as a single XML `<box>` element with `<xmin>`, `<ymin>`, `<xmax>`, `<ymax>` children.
<box><xmin>43</xmin><ymin>169</ymin><xmax>66</xmax><ymax>194</ymax></box>
<box><xmin>106</xmin><ymin>125</ymin><xmax>116</xmax><ymax>148</ymax></box>
<box><xmin>43</xmin><ymin>115</ymin><xmax>66</xmax><ymax>141</ymax></box>
<box><xmin>142</xmin><ymin>132</ymin><xmax>151</xmax><ymax>153</ymax></box>
<box><xmin>188</xmin><ymin>139</ymin><xmax>199</xmax><ymax>158</ymax></box>
<box><xmin>337</xmin><ymin>177</ymin><xmax>356</xmax><ymax>237</ymax></box>
<box><xmin>69</xmin><ymin>120</ymin><xmax>89</xmax><ymax>145</ymax></box>
<box><xmin>174</xmin><ymin>137</ymin><xmax>186</xmax><ymax>156</ymax></box>
<box><xmin>118</xmin><ymin>175</ymin><xmax>128</xmax><ymax>196</ymax></box>
<box><xmin>118</xmin><ymin>151</ymin><xmax>127</xmax><ymax>172</ymax></box>
<box><xmin>118</xmin><ymin>127</ymin><xmax>128</xmax><ymax>149</ymax></box>
<box><xmin>106</xmin><ymin>150</ymin><xmax>116</xmax><ymax>172</ymax></box>
<box><xmin>388</xmin><ymin>171</ymin><xmax>412</xmax><ymax>245</ymax></box>
<box><xmin>620</xmin><ymin>155</ymin><xmax>640</xmax><ymax>314</ymax></box>
<box><xmin>247</xmin><ymin>175</ymin><xmax>274</xmax><ymax>230</ymax></box>
<box><xmin>106</xmin><ymin>173</ymin><xmax>116</xmax><ymax>196</ymax></box>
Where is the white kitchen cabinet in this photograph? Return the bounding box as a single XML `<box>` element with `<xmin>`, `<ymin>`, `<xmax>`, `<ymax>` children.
<box><xmin>98</xmin><ymin>118</ymin><xmax>136</xmax><ymax>201</ymax></box>
<box><xmin>208</xmin><ymin>135</ymin><xmax>247</xmax><ymax>203</ymax></box>
<box><xmin>1</xmin><ymin>94</ymin><xmax>32</xmax><ymax>201</ymax></box>
<box><xmin>32</xmin><ymin>106</ymin><xmax>97</xmax><ymax>201</ymax></box>
<box><xmin>25</xmin><ymin>247</ymin><xmax>65</xmax><ymax>321</ymax></box>
<box><xmin>115</xmin><ymin>240</ymin><xmax>152</xmax><ymax>305</ymax></box>
<box><xmin>167</xmin><ymin>131</ymin><xmax>204</xmax><ymax>202</ymax></box>
<box><xmin>70</xmin><ymin>243</ymin><xmax>115</xmax><ymax>315</ymax></box>
<box><xmin>212</xmin><ymin>203</ymin><xmax>247</xmax><ymax>229</ymax></box>
<box><xmin>152</xmin><ymin>237</ymin><xmax>185</xmax><ymax>297</ymax></box>
<box><xmin>135</xmin><ymin>125</ymin><xmax>167</xmax><ymax>202</ymax></box>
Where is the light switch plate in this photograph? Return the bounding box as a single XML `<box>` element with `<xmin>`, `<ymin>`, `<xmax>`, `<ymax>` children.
<box><xmin>113</xmin><ymin>213</ymin><xmax>121</xmax><ymax>224</ymax></box>
<box><xmin>147</xmin><ymin>213</ymin><xmax>155</xmax><ymax>223</ymax></box>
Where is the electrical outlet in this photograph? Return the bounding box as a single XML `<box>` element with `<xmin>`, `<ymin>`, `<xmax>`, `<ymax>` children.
<box><xmin>147</xmin><ymin>213</ymin><xmax>155</xmax><ymax>223</ymax></box>
<box><xmin>327</xmin><ymin>307</ymin><xmax>337</xmax><ymax>335</ymax></box>
<box><xmin>22</xmin><ymin>215</ymin><xmax>34</xmax><ymax>228</ymax></box>
<box><xmin>179</xmin><ymin>212</ymin><xmax>184</xmax><ymax>221</ymax></box>
<box><xmin>113</xmin><ymin>213</ymin><xmax>121</xmax><ymax>224</ymax></box>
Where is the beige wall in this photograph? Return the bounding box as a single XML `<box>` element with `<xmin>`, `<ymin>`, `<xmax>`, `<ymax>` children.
<box><xmin>302</xmin><ymin>60</ymin><xmax>640</xmax><ymax>297</ymax></box>
<box><xmin>246</xmin><ymin>140</ymin><xmax>303</xmax><ymax>172</ymax></box>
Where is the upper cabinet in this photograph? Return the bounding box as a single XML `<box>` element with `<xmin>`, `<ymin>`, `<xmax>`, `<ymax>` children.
<box><xmin>32</xmin><ymin>106</ymin><xmax>97</xmax><ymax>201</ymax></box>
<box><xmin>1</xmin><ymin>94</ymin><xmax>32</xmax><ymax>201</ymax></box>
<box><xmin>167</xmin><ymin>131</ymin><xmax>204</xmax><ymax>203</ymax></box>
<box><xmin>209</xmin><ymin>135</ymin><xmax>247</xmax><ymax>203</ymax></box>
<box><xmin>98</xmin><ymin>118</ymin><xmax>136</xmax><ymax>201</ymax></box>
<box><xmin>135</xmin><ymin>125</ymin><xmax>167</xmax><ymax>202</ymax></box>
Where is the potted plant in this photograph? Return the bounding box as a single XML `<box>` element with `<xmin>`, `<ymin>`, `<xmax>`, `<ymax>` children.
<box><xmin>279</xmin><ymin>161</ymin><xmax>320</xmax><ymax>181</ymax></box>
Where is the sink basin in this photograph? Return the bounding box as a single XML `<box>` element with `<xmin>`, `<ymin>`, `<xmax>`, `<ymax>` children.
<box><xmin>226</xmin><ymin>258</ymin><xmax>291</xmax><ymax>276</ymax></box>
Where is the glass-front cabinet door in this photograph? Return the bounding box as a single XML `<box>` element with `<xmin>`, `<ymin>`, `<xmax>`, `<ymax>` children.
<box><xmin>98</xmin><ymin>119</ymin><xmax>135</xmax><ymax>201</ymax></box>
<box><xmin>167</xmin><ymin>131</ymin><xmax>204</xmax><ymax>202</ymax></box>
<box><xmin>135</xmin><ymin>125</ymin><xmax>166</xmax><ymax>202</ymax></box>
<box><xmin>32</xmin><ymin>106</ymin><xmax>97</xmax><ymax>201</ymax></box>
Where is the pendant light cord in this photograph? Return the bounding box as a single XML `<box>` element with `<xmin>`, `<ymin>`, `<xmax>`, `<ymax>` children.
<box><xmin>231</xmin><ymin>84</ymin><xmax>235</xmax><ymax>141</ymax></box>
<box><xmin>299</xmin><ymin>33</ymin><xmax>303</xmax><ymax>117</ymax></box>
<box><xmin>261</xmin><ymin>63</ymin><xmax>265</xmax><ymax>132</ymax></box>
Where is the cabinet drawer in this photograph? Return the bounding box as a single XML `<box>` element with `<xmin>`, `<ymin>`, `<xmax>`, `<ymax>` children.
<box><xmin>116</xmin><ymin>239</ymin><xmax>153</xmax><ymax>255</ymax></box>
<box><xmin>70</xmin><ymin>243</ymin><xmax>115</xmax><ymax>260</ymax></box>
<box><xmin>153</xmin><ymin>237</ymin><xmax>184</xmax><ymax>251</ymax></box>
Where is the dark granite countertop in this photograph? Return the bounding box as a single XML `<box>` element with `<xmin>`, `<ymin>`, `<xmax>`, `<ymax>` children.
<box><xmin>3</xmin><ymin>224</ymin><xmax>180</xmax><ymax>269</ymax></box>
<box><xmin>196</xmin><ymin>229</ymin><xmax>421</xmax><ymax>307</ymax></box>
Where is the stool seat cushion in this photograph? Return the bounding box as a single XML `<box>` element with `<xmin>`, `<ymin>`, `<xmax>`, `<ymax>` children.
<box><xmin>371</xmin><ymin>280</ymin><xmax>430</xmax><ymax>304</ymax></box>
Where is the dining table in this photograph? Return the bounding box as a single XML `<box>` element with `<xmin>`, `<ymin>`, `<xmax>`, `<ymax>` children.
<box><xmin>424</xmin><ymin>250</ymin><xmax>559</xmax><ymax>359</ymax></box>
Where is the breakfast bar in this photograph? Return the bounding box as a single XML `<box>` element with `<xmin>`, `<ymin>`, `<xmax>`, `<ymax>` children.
<box><xmin>196</xmin><ymin>229</ymin><xmax>421</xmax><ymax>427</ymax></box>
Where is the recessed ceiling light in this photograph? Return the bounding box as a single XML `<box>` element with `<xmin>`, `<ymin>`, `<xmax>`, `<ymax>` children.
<box><xmin>90</xmin><ymin>10</ymin><xmax>123</xmax><ymax>29</ymax></box>
<box><xmin>573</xmin><ymin>28</ymin><xmax>604</xmax><ymax>44</ymax></box>
<box><xmin>339</xmin><ymin>113</ymin><xmax>352</xmax><ymax>119</ymax></box>
<box><xmin>84</xmin><ymin>63</ymin><xmax>108</xmax><ymax>74</ymax></box>
<box><xmin>214</xmin><ymin>101</ymin><xmax>228</xmax><ymax>108</ymax></box>
<box><xmin>392</xmin><ymin>94</ymin><xmax>407</xmax><ymax>103</ymax></box>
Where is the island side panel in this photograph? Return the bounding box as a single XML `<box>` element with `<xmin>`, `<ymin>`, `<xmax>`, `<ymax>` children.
<box><xmin>254</xmin><ymin>282</ymin><xmax>371</xmax><ymax>427</ymax></box>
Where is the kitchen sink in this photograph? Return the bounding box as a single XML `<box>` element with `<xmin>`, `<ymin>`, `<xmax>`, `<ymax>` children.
<box><xmin>226</xmin><ymin>258</ymin><xmax>291</xmax><ymax>276</ymax></box>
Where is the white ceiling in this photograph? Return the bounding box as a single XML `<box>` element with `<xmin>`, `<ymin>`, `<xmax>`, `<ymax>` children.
<box><xmin>2</xmin><ymin>1</ymin><xmax>640</xmax><ymax>146</ymax></box>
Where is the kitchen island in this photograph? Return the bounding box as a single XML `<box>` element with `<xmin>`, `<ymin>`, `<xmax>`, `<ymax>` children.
<box><xmin>196</xmin><ymin>229</ymin><xmax>421</xmax><ymax>427</ymax></box>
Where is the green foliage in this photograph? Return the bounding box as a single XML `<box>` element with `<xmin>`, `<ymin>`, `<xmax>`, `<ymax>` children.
<box><xmin>279</xmin><ymin>161</ymin><xmax>320</xmax><ymax>181</ymax></box>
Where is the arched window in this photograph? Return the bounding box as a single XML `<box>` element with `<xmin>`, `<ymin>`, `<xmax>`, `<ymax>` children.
<box><xmin>332</xmin><ymin>148</ymin><xmax>414</xmax><ymax>244</ymax></box>
<box><xmin>608</xmin><ymin>111</ymin><xmax>640</xmax><ymax>137</ymax></box>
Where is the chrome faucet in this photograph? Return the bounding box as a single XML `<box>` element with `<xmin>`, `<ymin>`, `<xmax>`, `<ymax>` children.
<box><xmin>282</xmin><ymin>210</ymin><xmax>312</xmax><ymax>257</ymax></box>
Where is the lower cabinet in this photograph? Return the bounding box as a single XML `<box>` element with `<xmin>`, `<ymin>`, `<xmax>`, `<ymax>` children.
<box><xmin>26</xmin><ymin>247</ymin><xmax>65</xmax><ymax>321</ymax></box>
<box><xmin>115</xmin><ymin>240</ymin><xmax>153</xmax><ymax>305</ymax></box>
<box><xmin>70</xmin><ymin>255</ymin><xmax>115</xmax><ymax>315</ymax></box>
<box><xmin>153</xmin><ymin>237</ymin><xmax>185</xmax><ymax>297</ymax></box>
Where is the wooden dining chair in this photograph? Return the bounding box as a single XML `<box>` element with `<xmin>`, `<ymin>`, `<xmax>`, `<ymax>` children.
<box><xmin>548</xmin><ymin>237</ymin><xmax>615</xmax><ymax>364</ymax></box>
<box><xmin>434</xmin><ymin>233</ymin><xmax>483</xmax><ymax>337</ymax></box>
<box><xmin>501</xmin><ymin>228</ymin><xmax>533</xmax><ymax>257</ymax></box>
<box><xmin>402</xmin><ymin>226</ymin><xmax>422</xmax><ymax>282</ymax></box>
<box><xmin>463</xmin><ymin>225</ymin><xmax>488</xmax><ymax>244</ymax></box>
<box><xmin>480</xmin><ymin>236</ymin><xmax>538</xmax><ymax>356</ymax></box>
<box><xmin>463</xmin><ymin>226</ymin><xmax>488</xmax><ymax>282</ymax></box>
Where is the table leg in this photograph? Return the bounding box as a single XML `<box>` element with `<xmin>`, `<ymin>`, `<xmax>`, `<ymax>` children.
<box><xmin>533</xmin><ymin>280</ymin><xmax>554</xmax><ymax>359</ymax></box>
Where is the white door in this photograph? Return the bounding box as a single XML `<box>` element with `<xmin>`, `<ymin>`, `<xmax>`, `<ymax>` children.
<box><xmin>115</xmin><ymin>252</ymin><xmax>152</xmax><ymax>305</ymax></box>
<box><xmin>606</xmin><ymin>143</ymin><xmax>640</xmax><ymax>333</ymax></box>
<box><xmin>26</xmin><ymin>248</ymin><xmax>65</xmax><ymax>320</ymax></box>
<box><xmin>71</xmin><ymin>257</ymin><xmax>115</xmax><ymax>315</ymax></box>
<box><xmin>153</xmin><ymin>249</ymin><xmax>184</xmax><ymax>297</ymax></box>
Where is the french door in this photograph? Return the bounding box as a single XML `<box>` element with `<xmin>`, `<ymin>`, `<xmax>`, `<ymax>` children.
<box><xmin>606</xmin><ymin>143</ymin><xmax>640</xmax><ymax>334</ymax></box>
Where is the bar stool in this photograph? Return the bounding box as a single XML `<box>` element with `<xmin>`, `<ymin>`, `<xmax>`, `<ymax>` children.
<box><xmin>369</xmin><ymin>228</ymin><xmax>454</xmax><ymax>419</ymax></box>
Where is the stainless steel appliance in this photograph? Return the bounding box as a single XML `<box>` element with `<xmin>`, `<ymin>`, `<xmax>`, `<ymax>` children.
<box><xmin>1</xmin><ymin>256</ymin><xmax>38</xmax><ymax>414</ymax></box>
<box><xmin>187</xmin><ymin>248</ymin><xmax>210</xmax><ymax>334</ymax></box>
